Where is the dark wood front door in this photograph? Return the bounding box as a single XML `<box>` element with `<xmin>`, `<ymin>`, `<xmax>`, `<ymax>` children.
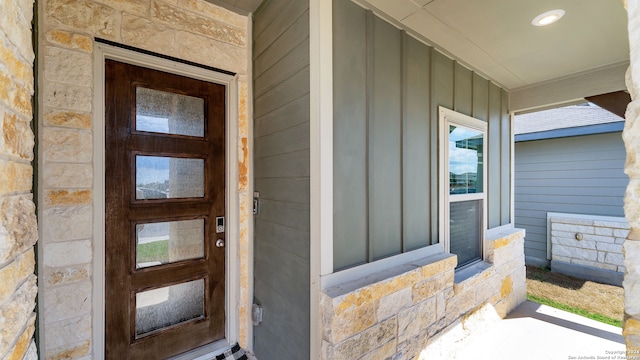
<box><xmin>105</xmin><ymin>59</ymin><xmax>226</xmax><ymax>359</ymax></box>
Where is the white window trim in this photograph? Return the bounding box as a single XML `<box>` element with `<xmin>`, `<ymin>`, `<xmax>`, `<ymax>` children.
<box><xmin>92</xmin><ymin>42</ymin><xmax>241</xmax><ymax>359</ymax></box>
<box><xmin>438</xmin><ymin>107</ymin><xmax>488</xmax><ymax>266</ymax></box>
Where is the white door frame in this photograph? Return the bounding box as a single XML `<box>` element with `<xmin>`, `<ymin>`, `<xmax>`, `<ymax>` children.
<box><xmin>92</xmin><ymin>42</ymin><xmax>241</xmax><ymax>359</ymax></box>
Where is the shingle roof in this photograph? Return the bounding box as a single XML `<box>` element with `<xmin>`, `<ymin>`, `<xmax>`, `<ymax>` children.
<box><xmin>514</xmin><ymin>103</ymin><xmax>623</xmax><ymax>135</ymax></box>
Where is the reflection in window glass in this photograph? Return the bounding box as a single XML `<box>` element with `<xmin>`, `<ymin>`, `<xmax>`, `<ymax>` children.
<box><xmin>136</xmin><ymin>87</ymin><xmax>205</xmax><ymax>137</ymax></box>
<box><xmin>135</xmin><ymin>279</ymin><xmax>205</xmax><ymax>336</ymax></box>
<box><xmin>136</xmin><ymin>219</ymin><xmax>205</xmax><ymax>269</ymax></box>
<box><xmin>449</xmin><ymin>125</ymin><xmax>484</xmax><ymax>195</ymax></box>
<box><xmin>135</xmin><ymin>156</ymin><xmax>204</xmax><ymax>200</ymax></box>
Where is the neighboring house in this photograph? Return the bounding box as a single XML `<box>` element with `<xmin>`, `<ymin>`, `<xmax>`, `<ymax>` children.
<box><xmin>514</xmin><ymin>104</ymin><xmax>627</xmax><ymax>268</ymax></box>
<box><xmin>2</xmin><ymin>0</ymin><xmax>640</xmax><ymax>360</ymax></box>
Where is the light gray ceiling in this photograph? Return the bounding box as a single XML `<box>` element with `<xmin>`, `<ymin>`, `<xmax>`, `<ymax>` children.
<box><xmin>212</xmin><ymin>0</ymin><xmax>630</xmax><ymax>110</ymax></box>
<box><xmin>356</xmin><ymin>0</ymin><xmax>630</xmax><ymax>93</ymax></box>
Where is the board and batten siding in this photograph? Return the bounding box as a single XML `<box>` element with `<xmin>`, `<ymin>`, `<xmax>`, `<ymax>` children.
<box><xmin>252</xmin><ymin>0</ymin><xmax>310</xmax><ymax>358</ymax></box>
<box><xmin>332</xmin><ymin>0</ymin><xmax>512</xmax><ymax>271</ymax></box>
<box><xmin>514</xmin><ymin>132</ymin><xmax>627</xmax><ymax>265</ymax></box>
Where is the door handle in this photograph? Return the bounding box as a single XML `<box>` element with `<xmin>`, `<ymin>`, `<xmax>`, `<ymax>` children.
<box><xmin>216</xmin><ymin>239</ymin><xmax>225</xmax><ymax>248</ymax></box>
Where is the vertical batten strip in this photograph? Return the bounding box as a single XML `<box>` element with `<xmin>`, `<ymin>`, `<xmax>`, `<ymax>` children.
<box><xmin>365</xmin><ymin>10</ymin><xmax>374</xmax><ymax>262</ymax></box>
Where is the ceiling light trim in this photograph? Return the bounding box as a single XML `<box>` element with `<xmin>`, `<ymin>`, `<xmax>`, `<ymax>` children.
<box><xmin>531</xmin><ymin>9</ymin><xmax>565</xmax><ymax>27</ymax></box>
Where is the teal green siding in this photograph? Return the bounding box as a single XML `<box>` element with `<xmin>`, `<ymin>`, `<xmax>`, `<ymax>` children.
<box><xmin>332</xmin><ymin>0</ymin><xmax>511</xmax><ymax>270</ymax></box>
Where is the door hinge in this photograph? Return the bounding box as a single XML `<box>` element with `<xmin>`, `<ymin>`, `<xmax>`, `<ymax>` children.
<box><xmin>252</xmin><ymin>303</ymin><xmax>263</xmax><ymax>326</ymax></box>
<box><xmin>253</xmin><ymin>191</ymin><xmax>260</xmax><ymax>215</ymax></box>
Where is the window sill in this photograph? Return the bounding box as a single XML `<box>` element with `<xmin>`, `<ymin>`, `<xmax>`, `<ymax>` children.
<box><xmin>454</xmin><ymin>260</ymin><xmax>493</xmax><ymax>284</ymax></box>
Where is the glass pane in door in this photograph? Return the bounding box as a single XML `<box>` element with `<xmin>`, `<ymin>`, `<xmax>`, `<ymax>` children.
<box><xmin>135</xmin><ymin>156</ymin><xmax>205</xmax><ymax>199</ymax></box>
<box><xmin>136</xmin><ymin>87</ymin><xmax>205</xmax><ymax>137</ymax></box>
<box><xmin>136</xmin><ymin>219</ymin><xmax>205</xmax><ymax>269</ymax></box>
<box><xmin>135</xmin><ymin>279</ymin><xmax>205</xmax><ymax>337</ymax></box>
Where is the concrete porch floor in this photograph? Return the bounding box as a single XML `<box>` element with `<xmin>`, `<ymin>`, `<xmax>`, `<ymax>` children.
<box><xmin>443</xmin><ymin>301</ymin><xmax>625</xmax><ymax>360</ymax></box>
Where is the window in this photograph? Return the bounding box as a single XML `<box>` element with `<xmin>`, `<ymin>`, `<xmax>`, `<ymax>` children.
<box><xmin>439</xmin><ymin>107</ymin><xmax>487</xmax><ymax>269</ymax></box>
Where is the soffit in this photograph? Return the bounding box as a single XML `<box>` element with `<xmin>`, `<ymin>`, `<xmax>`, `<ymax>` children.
<box><xmin>356</xmin><ymin>0</ymin><xmax>629</xmax><ymax>92</ymax></box>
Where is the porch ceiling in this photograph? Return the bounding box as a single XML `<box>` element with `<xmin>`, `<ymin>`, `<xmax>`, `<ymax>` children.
<box><xmin>213</xmin><ymin>0</ymin><xmax>630</xmax><ymax>111</ymax></box>
<box><xmin>356</xmin><ymin>0</ymin><xmax>629</xmax><ymax>92</ymax></box>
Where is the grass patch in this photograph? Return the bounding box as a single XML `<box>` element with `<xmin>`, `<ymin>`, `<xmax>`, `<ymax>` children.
<box><xmin>137</xmin><ymin>240</ymin><xmax>169</xmax><ymax>264</ymax></box>
<box><xmin>527</xmin><ymin>294</ymin><xmax>622</xmax><ymax>328</ymax></box>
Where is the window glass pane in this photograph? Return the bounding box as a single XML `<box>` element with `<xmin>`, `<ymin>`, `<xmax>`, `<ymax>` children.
<box><xmin>449</xmin><ymin>125</ymin><xmax>484</xmax><ymax>195</ymax></box>
<box><xmin>135</xmin><ymin>156</ymin><xmax>204</xmax><ymax>199</ymax></box>
<box><xmin>136</xmin><ymin>87</ymin><xmax>205</xmax><ymax>137</ymax></box>
<box><xmin>450</xmin><ymin>200</ymin><xmax>482</xmax><ymax>267</ymax></box>
<box><xmin>136</xmin><ymin>219</ymin><xmax>205</xmax><ymax>269</ymax></box>
<box><xmin>135</xmin><ymin>279</ymin><xmax>205</xmax><ymax>337</ymax></box>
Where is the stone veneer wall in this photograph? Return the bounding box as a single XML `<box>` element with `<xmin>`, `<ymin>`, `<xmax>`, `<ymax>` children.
<box><xmin>0</xmin><ymin>0</ymin><xmax>39</xmax><ymax>359</ymax></box>
<box><xmin>550</xmin><ymin>214</ymin><xmax>628</xmax><ymax>285</ymax></box>
<box><xmin>625</xmin><ymin>0</ymin><xmax>640</xmax><ymax>353</ymax></box>
<box><xmin>320</xmin><ymin>229</ymin><xmax>526</xmax><ymax>360</ymax></box>
<box><xmin>38</xmin><ymin>0</ymin><xmax>251</xmax><ymax>358</ymax></box>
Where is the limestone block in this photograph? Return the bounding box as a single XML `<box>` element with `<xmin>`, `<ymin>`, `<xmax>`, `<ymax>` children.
<box><xmin>151</xmin><ymin>1</ymin><xmax>246</xmax><ymax>47</ymax></box>
<box><xmin>0</xmin><ymin>160</ymin><xmax>33</xmax><ymax>195</ymax></box>
<box><xmin>552</xmin><ymin>235</ymin><xmax>596</xmax><ymax>250</ymax></box>
<box><xmin>493</xmin><ymin>237</ymin><xmax>524</xmax><ymax>267</ymax></box>
<box><xmin>474</xmin><ymin>274</ymin><xmax>501</xmax><ymax>305</ymax></box>
<box><xmin>44</xmin><ymin>163</ymin><xmax>93</xmax><ymax>189</ymax></box>
<box><xmin>43</xmin><ymin>239</ymin><xmax>91</xmax><ymax>267</ymax></box>
<box><xmin>332</xmin><ymin>317</ymin><xmax>396</xmax><ymax>360</ymax></box>
<box><xmin>592</xmin><ymin>262</ymin><xmax>618</xmax><ymax>271</ymax></box>
<box><xmin>420</xmin><ymin>254</ymin><xmax>457</xmax><ymax>279</ymax></box>
<box><xmin>597</xmin><ymin>242</ymin><xmax>623</xmax><ymax>253</ymax></box>
<box><xmin>42</xmin><ymin>127</ymin><xmax>92</xmax><ymax>163</ymax></box>
<box><xmin>45</xmin><ymin>315</ymin><xmax>91</xmax><ymax>351</ymax></box>
<box><xmin>616</xmin><ymin>237</ymin><xmax>626</xmax><ymax>244</ymax></box>
<box><xmin>0</xmin><ymin>195</ymin><xmax>37</xmax><ymax>264</ymax></box>
<box><xmin>94</xmin><ymin>0</ymin><xmax>150</xmax><ymax>16</ymax></box>
<box><xmin>605</xmin><ymin>252</ymin><xmax>625</xmax><ymax>266</ymax></box>
<box><xmin>1</xmin><ymin>111</ymin><xmax>35</xmax><ymax>160</ymax></box>
<box><xmin>445</xmin><ymin>289</ymin><xmax>474</xmax><ymax>324</ymax></box>
<box><xmin>0</xmin><ymin>0</ymin><xmax>34</xmax><ymax>63</ymax></box>
<box><xmin>328</xmin><ymin>301</ymin><xmax>376</xmax><ymax>344</ymax></box>
<box><xmin>121</xmin><ymin>13</ymin><xmax>177</xmax><ymax>56</ymax></box>
<box><xmin>551</xmin><ymin>217</ymin><xmax>594</xmax><ymax>226</ymax></box>
<box><xmin>44</xmin><ymin>82</ymin><xmax>91</xmax><ymax>112</ymax></box>
<box><xmin>46</xmin><ymin>0</ymin><xmax>117</xmax><ymax>38</ymax></box>
<box><xmin>0</xmin><ymin>249</ymin><xmax>31</xmax><ymax>304</ymax></box>
<box><xmin>44</xmin><ymin>264</ymin><xmax>91</xmax><ymax>286</ymax></box>
<box><xmin>553</xmin><ymin>255</ymin><xmax>571</xmax><ymax>263</ymax></box>
<box><xmin>598</xmin><ymin>251</ymin><xmax>605</xmax><ymax>263</ymax></box>
<box><xmin>398</xmin><ymin>297</ymin><xmax>436</xmax><ymax>344</ymax></box>
<box><xmin>2</xmin><ymin>314</ymin><xmax>35</xmax><ymax>360</ymax></box>
<box><xmin>614</xmin><ymin>228</ymin><xmax>631</xmax><ymax>238</ymax></box>
<box><xmin>552</xmin><ymin>223</ymin><xmax>595</xmax><ymax>234</ymax></box>
<box><xmin>43</xmin><ymin>281</ymin><xmax>92</xmax><ymax>324</ymax></box>
<box><xmin>45</xmin><ymin>30</ymin><xmax>93</xmax><ymax>53</ymax></box>
<box><xmin>571</xmin><ymin>259</ymin><xmax>597</xmax><ymax>268</ymax></box>
<box><xmin>44</xmin><ymin>110</ymin><xmax>91</xmax><ymax>129</ymax></box>
<box><xmin>553</xmin><ymin>244</ymin><xmax>597</xmax><ymax>261</ymax></box>
<box><xmin>625</xmin><ymin>180</ymin><xmax>640</xmax><ymax>238</ymax></box>
<box><xmin>177</xmin><ymin>0</ymin><xmax>246</xmax><ymax>29</ymax></box>
<box><xmin>0</xmin><ymin>37</ymin><xmax>34</xmax><ymax>92</ymax></box>
<box><xmin>435</xmin><ymin>292</ymin><xmax>445</xmax><ymax>320</ymax></box>
<box><xmin>0</xmin><ymin>275</ymin><xmax>37</xmax><ymax>356</ymax></box>
<box><xmin>175</xmin><ymin>31</ymin><xmax>247</xmax><ymax>75</ymax></box>
<box><xmin>412</xmin><ymin>271</ymin><xmax>453</xmax><ymax>303</ymax></box>
<box><xmin>376</xmin><ymin>287</ymin><xmax>412</xmax><ymax>321</ymax></box>
<box><xmin>10</xmin><ymin>83</ymin><xmax>32</xmax><ymax>119</ymax></box>
<box><xmin>44</xmin><ymin>189</ymin><xmax>92</xmax><ymax>206</ymax></box>
<box><xmin>44</xmin><ymin>339</ymin><xmax>90</xmax><ymax>360</ymax></box>
<box><xmin>44</xmin><ymin>47</ymin><xmax>92</xmax><ymax>87</ymax></box>
<box><xmin>396</xmin><ymin>328</ymin><xmax>429</xmax><ymax>360</ymax></box>
<box><xmin>594</xmin><ymin>220</ymin><xmax>630</xmax><ymax>230</ymax></box>
<box><xmin>595</xmin><ymin>227</ymin><xmax>614</xmax><ymax>236</ymax></box>
<box><xmin>360</xmin><ymin>340</ymin><xmax>395</xmax><ymax>360</ymax></box>
<box><xmin>42</xmin><ymin>206</ymin><xmax>92</xmax><ymax>243</ymax></box>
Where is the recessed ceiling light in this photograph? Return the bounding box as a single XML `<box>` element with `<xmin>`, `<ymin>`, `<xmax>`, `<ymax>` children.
<box><xmin>531</xmin><ymin>9</ymin><xmax>565</xmax><ymax>26</ymax></box>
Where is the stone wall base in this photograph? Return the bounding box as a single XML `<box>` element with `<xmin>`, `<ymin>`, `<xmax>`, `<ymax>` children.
<box><xmin>320</xmin><ymin>229</ymin><xmax>526</xmax><ymax>360</ymax></box>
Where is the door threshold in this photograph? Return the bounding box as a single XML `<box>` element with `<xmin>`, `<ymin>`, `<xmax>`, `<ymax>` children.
<box><xmin>169</xmin><ymin>340</ymin><xmax>230</xmax><ymax>360</ymax></box>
